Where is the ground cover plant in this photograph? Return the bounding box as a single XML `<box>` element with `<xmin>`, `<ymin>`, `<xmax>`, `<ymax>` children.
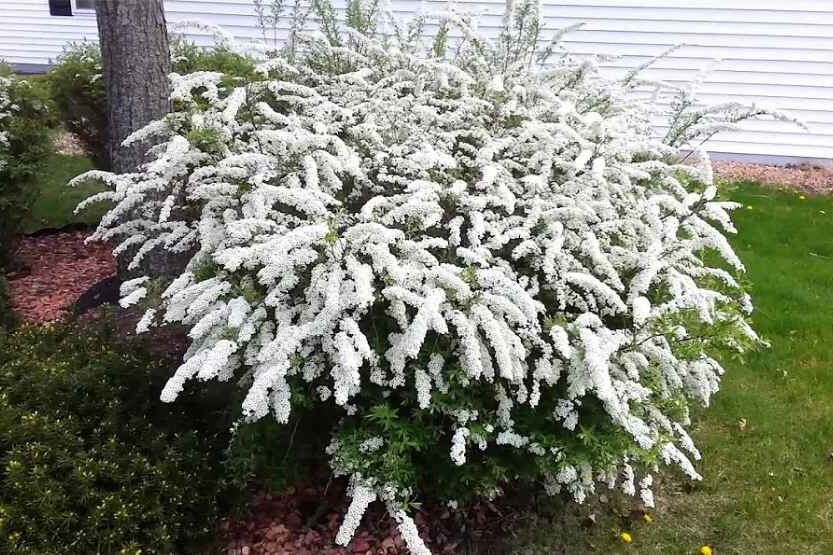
<box><xmin>69</xmin><ymin>2</ymin><xmax>800</xmax><ymax>552</ymax></box>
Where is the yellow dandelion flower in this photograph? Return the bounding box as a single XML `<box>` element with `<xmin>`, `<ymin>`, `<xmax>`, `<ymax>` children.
<box><xmin>699</xmin><ymin>546</ymin><xmax>713</xmax><ymax>555</ymax></box>
<box><xmin>620</xmin><ymin>531</ymin><xmax>633</xmax><ymax>544</ymax></box>
<box><xmin>643</xmin><ymin>514</ymin><xmax>653</xmax><ymax>524</ymax></box>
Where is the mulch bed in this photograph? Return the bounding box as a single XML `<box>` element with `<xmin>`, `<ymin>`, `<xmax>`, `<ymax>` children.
<box><xmin>54</xmin><ymin>131</ymin><xmax>89</xmax><ymax>157</ymax></box>
<box><xmin>222</xmin><ymin>480</ymin><xmax>530</xmax><ymax>555</ymax></box>
<box><xmin>6</xmin><ymin>230</ymin><xmax>115</xmax><ymax>324</ymax></box>
<box><xmin>714</xmin><ymin>161</ymin><xmax>833</xmax><ymax>195</ymax></box>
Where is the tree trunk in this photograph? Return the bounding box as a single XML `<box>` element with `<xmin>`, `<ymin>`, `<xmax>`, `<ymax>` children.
<box><xmin>96</xmin><ymin>0</ymin><xmax>171</xmax><ymax>173</ymax></box>
<box><xmin>95</xmin><ymin>0</ymin><xmax>189</xmax><ymax>280</ymax></box>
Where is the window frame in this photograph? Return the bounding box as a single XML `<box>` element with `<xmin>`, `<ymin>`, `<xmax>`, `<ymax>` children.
<box><xmin>72</xmin><ymin>0</ymin><xmax>96</xmax><ymax>15</ymax></box>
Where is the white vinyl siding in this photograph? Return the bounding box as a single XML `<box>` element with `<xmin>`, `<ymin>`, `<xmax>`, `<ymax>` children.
<box><xmin>0</xmin><ymin>0</ymin><xmax>831</xmax><ymax>161</ymax></box>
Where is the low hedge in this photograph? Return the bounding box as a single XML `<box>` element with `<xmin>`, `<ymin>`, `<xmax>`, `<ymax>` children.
<box><xmin>0</xmin><ymin>320</ymin><xmax>236</xmax><ymax>553</ymax></box>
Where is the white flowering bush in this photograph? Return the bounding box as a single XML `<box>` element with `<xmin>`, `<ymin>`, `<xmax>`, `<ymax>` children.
<box><xmin>72</xmin><ymin>4</ymin><xmax>783</xmax><ymax>551</ymax></box>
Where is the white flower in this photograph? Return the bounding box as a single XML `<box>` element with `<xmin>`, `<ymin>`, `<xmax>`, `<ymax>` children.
<box><xmin>390</xmin><ymin>506</ymin><xmax>431</xmax><ymax>555</ymax></box>
<box><xmin>639</xmin><ymin>475</ymin><xmax>655</xmax><ymax>508</ymax></box>
<box><xmin>335</xmin><ymin>481</ymin><xmax>377</xmax><ymax>546</ymax></box>
<box><xmin>136</xmin><ymin>308</ymin><xmax>156</xmax><ymax>333</ymax></box>
<box><xmin>450</xmin><ymin>428</ymin><xmax>469</xmax><ymax>466</ymax></box>
<box><xmin>359</xmin><ymin>437</ymin><xmax>384</xmax><ymax>453</ymax></box>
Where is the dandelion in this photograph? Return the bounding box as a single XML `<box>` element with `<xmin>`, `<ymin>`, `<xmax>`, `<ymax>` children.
<box><xmin>699</xmin><ymin>546</ymin><xmax>713</xmax><ymax>555</ymax></box>
<box><xmin>620</xmin><ymin>531</ymin><xmax>633</xmax><ymax>544</ymax></box>
<box><xmin>642</xmin><ymin>513</ymin><xmax>653</xmax><ymax>524</ymax></box>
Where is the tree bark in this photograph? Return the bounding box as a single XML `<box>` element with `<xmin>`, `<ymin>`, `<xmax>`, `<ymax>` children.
<box><xmin>95</xmin><ymin>0</ymin><xmax>189</xmax><ymax>279</ymax></box>
<box><xmin>96</xmin><ymin>0</ymin><xmax>171</xmax><ymax>173</ymax></box>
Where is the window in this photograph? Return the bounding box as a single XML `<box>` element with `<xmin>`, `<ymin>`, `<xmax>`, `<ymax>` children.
<box><xmin>74</xmin><ymin>0</ymin><xmax>95</xmax><ymax>12</ymax></box>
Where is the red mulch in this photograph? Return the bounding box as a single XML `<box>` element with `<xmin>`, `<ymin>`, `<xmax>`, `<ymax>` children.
<box><xmin>713</xmin><ymin>161</ymin><xmax>833</xmax><ymax>195</ymax></box>
<box><xmin>6</xmin><ymin>231</ymin><xmax>115</xmax><ymax>324</ymax></box>
<box><xmin>222</xmin><ymin>480</ymin><xmax>527</xmax><ymax>555</ymax></box>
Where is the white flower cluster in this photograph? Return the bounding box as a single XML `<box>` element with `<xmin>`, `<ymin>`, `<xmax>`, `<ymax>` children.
<box><xmin>0</xmin><ymin>73</ymin><xmax>15</xmax><ymax>172</ymax></box>
<box><xmin>335</xmin><ymin>479</ymin><xmax>377</xmax><ymax>546</ymax></box>
<box><xmin>73</xmin><ymin>5</ymin><xmax>774</xmax><ymax>552</ymax></box>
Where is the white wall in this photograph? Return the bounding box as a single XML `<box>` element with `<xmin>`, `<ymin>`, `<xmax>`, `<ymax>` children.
<box><xmin>1</xmin><ymin>0</ymin><xmax>831</xmax><ymax>162</ymax></box>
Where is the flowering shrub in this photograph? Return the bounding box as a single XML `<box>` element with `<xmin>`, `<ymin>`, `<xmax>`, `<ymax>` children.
<box><xmin>0</xmin><ymin>63</ymin><xmax>52</xmax><ymax>269</ymax></box>
<box><xmin>73</xmin><ymin>4</ymin><xmax>784</xmax><ymax>551</ymax></box>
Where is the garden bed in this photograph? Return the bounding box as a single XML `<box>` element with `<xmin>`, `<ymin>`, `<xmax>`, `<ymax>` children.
<box><xmin>714</xmin><ymin>161</ymin><xmax>833</xmax><ymax>195</ymax></box>
<box><xmin>6</xmin><ymin>230</ymin><xmax>114</xmax><ymax>323</ymax></box>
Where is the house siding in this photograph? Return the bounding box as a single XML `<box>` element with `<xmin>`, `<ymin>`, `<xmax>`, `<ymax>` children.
<box><xmin>1</xmin><ymin>0</ymin><xmax>831</xmax><ymax>162</ymax></box>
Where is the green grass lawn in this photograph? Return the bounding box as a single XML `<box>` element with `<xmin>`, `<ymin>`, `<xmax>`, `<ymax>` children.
<box><xmin>515</xmin><ymin>182</ymin><xmax>833</xmax><ymax>554</ymax></box>
<box><xmin>23</xmin><ymin>152</ymin><xmax>104</xmax><ymax>234</ymax></box>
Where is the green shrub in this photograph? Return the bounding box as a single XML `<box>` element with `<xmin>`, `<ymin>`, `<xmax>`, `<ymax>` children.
<box><xmin>0</xmin><ymin>320</ymin><xmax>235</xmax><ymax>553</ymax></box>
<box><xmin>170</xmin><ymin>38</ymin><xmax>257</xmax><ymax>80</ymax></box>
<box><xmin>0</xmin><ymin>276</ymin><xmax>16</xmax><ymax>329</ymax></box>
<box><xmin>0</xmin><ymin>63</ymin><xmax>52</xmax><ymax>269</ymax></box>
<box><xmin>46</xmin><ymin>43</ymin><xmax>109</xmax><ymax>168</ymax></box>
<box><xmin>224</xmin><ymin>397</ymin><xmax>335</xmax><ymax>498</ymax></box>
<box><xmin>47</xmin><ymin>41</ymin><xmax>256</xmax><ymax>169</ymax></box>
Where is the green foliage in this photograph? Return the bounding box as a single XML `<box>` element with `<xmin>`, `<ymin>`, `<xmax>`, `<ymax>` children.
<box><xmin>0</xmin><ymin>321</ymin><xmax>235</xmax><ymax>553</ymax></box>
<box><xmin>0</xmin><ymin>276</ymin><xmax>16</xmax><ymax>330</ymax></box>
<box><xmin>46</xmin><ymin>43</ymin><xmax>109</xmax><ymax>168</ymax></box>
<box><xmin>46</xmin><ymin>41</ymin><xmax>257</xmax><ymax>169</ymax></box>
<box><xmin>0</xmin><ymin>64</ymin><xmax>53</xmax><ymax>270</ymax></box>
<box><xmin>170</xmin><ymin>39</ymin><xmax>258</xmax><ymax>81</ymax></box>
<box><xmin>23</xmin><ymin>152</ymin><xmax>100</xmax><ymax>234</ymax></box>
<box><xmin>225</xmin><ymin>410</ymin><xmax>333</xmax><ymax>499</ymax></box>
